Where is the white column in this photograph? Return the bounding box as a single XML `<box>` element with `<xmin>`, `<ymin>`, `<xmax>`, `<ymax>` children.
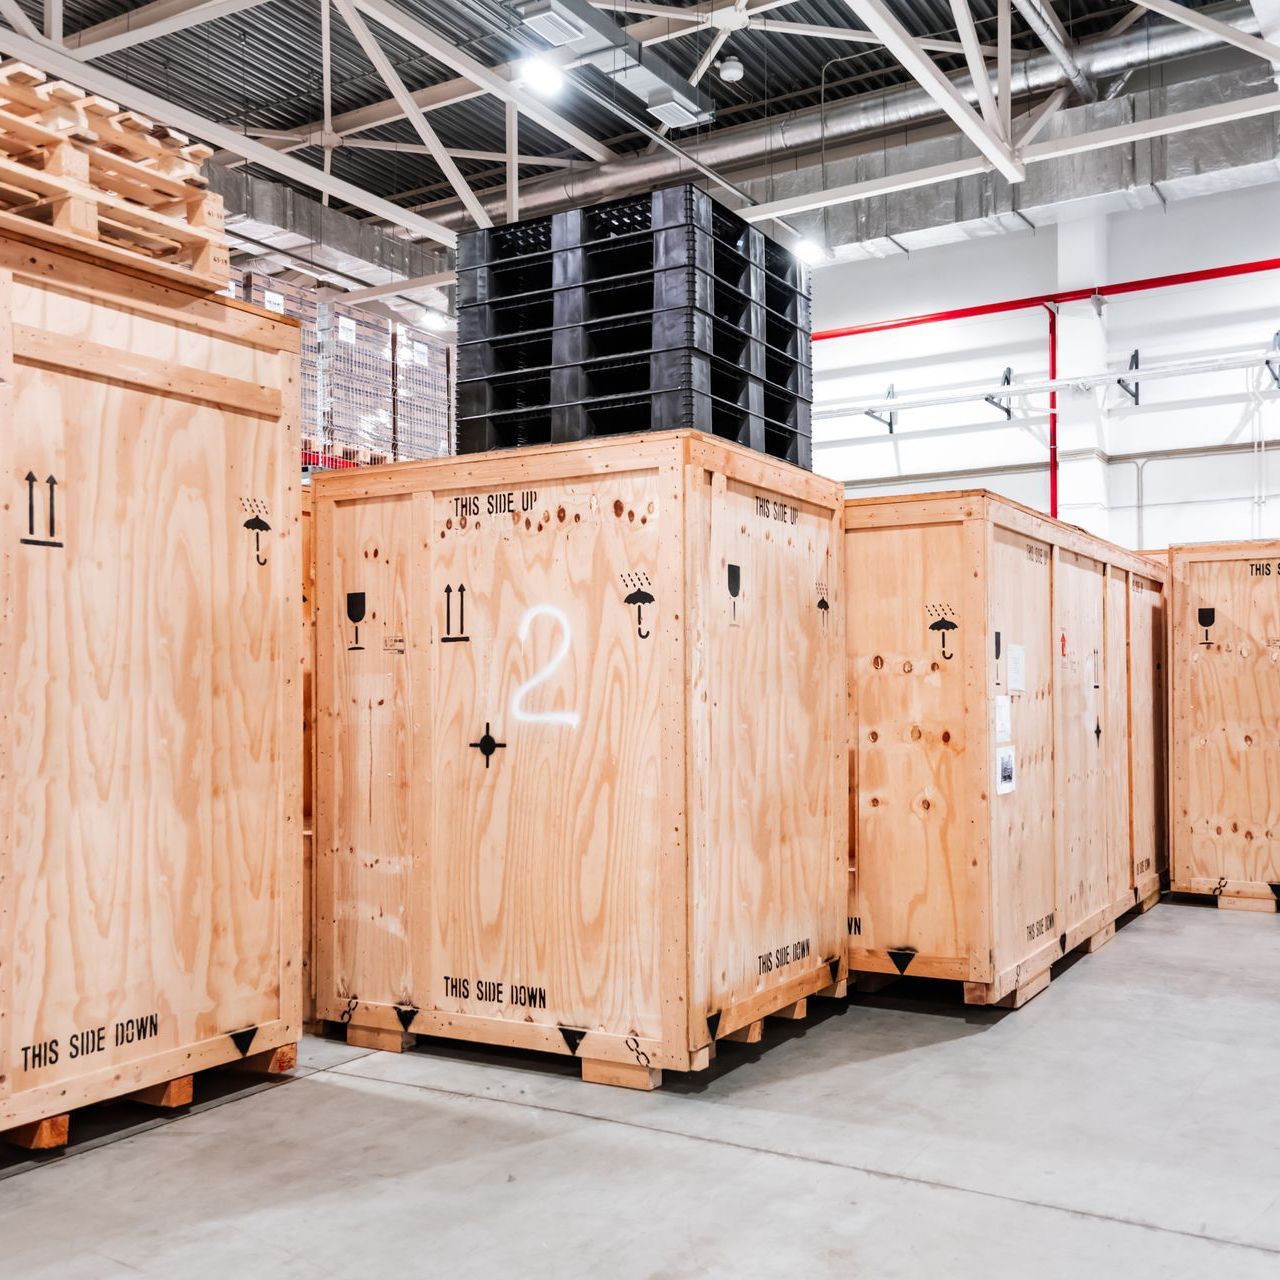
<box><xmin>1054</xmin><ymin>215</ymin><xmax>1113</xmax><ymax>539</ymax></box>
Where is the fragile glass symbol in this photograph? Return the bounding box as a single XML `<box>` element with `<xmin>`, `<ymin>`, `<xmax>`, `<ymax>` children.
<box><xmin>347</xmin><ymin>592</ymin><xmax>366</xmax><ymax>650</ymax></box>
<box><xmin>1198</xmin><ymin>607</ymin><xmax>1215</xmax><ymax>647</ymax></box>
<box><xmin>727</xmin><ymin>564</ymin><xmax>741</xmax><ymax>620</ymax></box>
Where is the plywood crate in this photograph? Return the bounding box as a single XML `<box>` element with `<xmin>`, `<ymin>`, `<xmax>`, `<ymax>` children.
<box><xmin>0</xmin><ymin>236</ymin><xmax>302</xmax><ymax>1140</ymax></box>
<box><xmin>1169</xmin><ymin>541</ymin><xmax>1280</xmax><ymax>911</ymax></box>
<box><xmin>312</xmin><ymin>430</ymin><xmax>846</xmax><ymax>1089</ymax></box>
<box><xmin>844</xmin><ymin>492</ymin><xmax>1166</xmax><ymax>1008</ymax></box>
<box><xmin>301</xmin><ymin>487</ymin><xmax>318</xmax><ymax>1024</ymax></box>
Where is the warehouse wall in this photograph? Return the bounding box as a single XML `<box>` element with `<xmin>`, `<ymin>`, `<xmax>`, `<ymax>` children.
<box><xmin>811</xmin><ymin>182</ymin><xmax>1280</xmax><ymax>547</ymax></box>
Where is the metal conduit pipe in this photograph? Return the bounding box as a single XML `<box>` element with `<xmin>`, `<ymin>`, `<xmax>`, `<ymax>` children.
<box><xmin>427</xmin><ymin>3</ymin><xmax>1262</xmax><ymax>227</ymax></box>
<box><xmin>1010</xmin><ymin>0</ymin><xmax>1097</xmax><ymax>102</ymax></box>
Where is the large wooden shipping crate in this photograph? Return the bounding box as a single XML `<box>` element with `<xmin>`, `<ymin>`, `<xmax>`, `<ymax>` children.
<box><xmin>313</xmin><ymin>430</ymin><xmax>847</xmax><ymax>1089</ymax></box>
<box><xmin>302</xmin><ymin>487</ymin><xmax>317</xmax><ymax>1021</ymax></box>
<box><xmin>0</xmin><ymin>239</ymin><xmax>302</xmax><ymax>1137</ymax></box>
<box><xmin>844</xmin><ymin>493</ymin><xmax>1166</xmax><ymax>1008</ymax></box>
<box><xmin>1169</xmin><ymin>541</ymin><xmax>1280</xmax><ymax>911</ymax></box>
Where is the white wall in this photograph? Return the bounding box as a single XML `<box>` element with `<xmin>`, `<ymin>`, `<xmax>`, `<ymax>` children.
<box><xmin>811</xmin><ymin>182</ymin><xmax>1280</xmax><ymax>548</ymax></box>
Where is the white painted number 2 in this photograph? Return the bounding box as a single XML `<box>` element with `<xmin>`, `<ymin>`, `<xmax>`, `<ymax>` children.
<box><xmin>510</xmin><ymin>604</ymin><xmax>579</xmax><ymax>727</ymax></box>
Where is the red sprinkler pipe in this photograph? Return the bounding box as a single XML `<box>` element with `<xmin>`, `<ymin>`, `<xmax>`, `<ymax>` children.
<box><xmin>812</xmin><ymin>256</ymin><xmax>1280</xmax><ymax>342</ymax></box>
<box><xmin>812</xmin><ymin>254</ymin><xmax>1280</xmax><ymax>520</ymax></box>
<box><xmin>1046</xmin><ymin>304</ymin><xmax>1058</xmax><ymax>518</ymax></box>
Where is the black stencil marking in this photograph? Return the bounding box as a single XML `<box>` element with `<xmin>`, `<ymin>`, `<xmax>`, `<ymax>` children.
<box><xmin>230</xmin><ymin>1026</ymin><xmax>258</xmax><ymax>1057</ymax></box>
<box><xmin>469</xmin><ymin>721</ymin><xmax>506</xmax><ymax>768</ymax></box>
<box><xmin>442</xmin><ymin>583</ymin><xmax>470</xmax><ymax>642</ymax></box>
<box><xmin>20</xmin><ymin>472</ymin><xmax>62</xmax><ymax>549</ymax></box>
<box><xmin>558</xmin><ymin>1025</ymin><xmax>586</xmax><ymax>1056</ymax></box>
<box><xmin>827</xmin><ymin>956</ymin><xmax>841</xmax><ymax>986</ymax></box>
<box><xmin>347</xmin><ymin>592</ymin><xmax>366</xmax><ymax>650</ymax></box>
<box><xmin>621</xmin><ymin>571</ymin><xmax>655</xmax><ymax>639</ymax></box>
<box><xmin>817</xmin><ymin>580</ymin><xmax>830</xmax><ymax>624</ymax></box>
<box><xmin>1094</xmin><ymin>718</ymin><xmax>1103</xmax><ymax>745</ymax></box>
<box><xmin>340</xmin><ymin>996</ymin><xmax>358</xmax><ymax>1024</ymax></box>
<box><xmin>625</xmin><ymin>1035</ymin><xmax>651</xmax><ymax>1067</ymax></box>
<box><xmin>394</xmin><ymin>1004</ymin><xmax>418</xmax><ymax>1032</ymax></box>
<box><xmin>239</xmin><ymin>497</ymin><xmax>271</xmax><ymax>566</ymax></box>
<box><xmin>1269</xmin><ymin>883</ymin><xmax>1280</xmax><ymax>901</ymax></box>
<box><xmin>706</xmin><ymin>1010</ymin><xmax>722</xmax><ymax>1040</ymax></box>
<box><xmin>1198</xmin><ymin>606</ymin><xmax>1216</xmax><ymax>647</ymax></box>
<box><xmin>994</xmin><ymin>631</ymin><xmax>1002</xmax><ymax>686</ymax></box>
<box><xmin>887</xmin><ymin>947</ymin><xmax>916</xmax><ymax>975</ymax></box>
<box><xmin>926</xmin><ymin>604</ymin><xmax>957</xmax><ymax>661</ymax></box>
<box><xmin>1059</xmin><ymin>932</ymin><xmax>1068</xmax><ymax>954</ymax></box>
<box><xmin>727</xmin><ymin>563</ymin><xmax>741</xmax><ymax>620</ymax></box>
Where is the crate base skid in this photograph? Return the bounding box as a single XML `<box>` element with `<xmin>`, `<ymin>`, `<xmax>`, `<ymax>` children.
<box><xmin>0</xmin><ymin>1043</ymin><xmax>297</xmax><ymax>1151</ymax></box>
<box><xmin>336</xmin><ymin>961</ymin><xmax>846</xmax><ymax>1092</ymax></box>
<box><xmin>1172</xmin><ymin>882</ymin><xmax>1280</xmax><ymax>913</ymax></box>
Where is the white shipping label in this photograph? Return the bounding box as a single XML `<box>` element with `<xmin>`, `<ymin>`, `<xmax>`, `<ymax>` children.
<box><xmin>995</xmin><ymin>695</ymin><xmax>1012</xmax><ymax>744</ymax></box>
<box><xmin>218</xmin><ymin>279</ymin><xmax>237</xmax><ymax>299</ymax></box>
<box><xmin>413</xmin><ymin>340</ymin><xmax>430</xmax><ymax>367</ymax></box>
<box><xmin>1008</xmin><ymin>643</ymin><xmax>1026</xmax><ymax>693</ymax></box>
<box><xmin>263</xmin><ymin>290</ymin><xmax>285</xmax><ymax>314</ymax></box>
<box><xmin>996</xmin><ymin>745</ymin><xmax>1016</xmax><ymax>795</ymax></box>
<box><xmin>338</xmin><ymin>315</ymin><xmax>357</xmax><ymax>344</ymax></box>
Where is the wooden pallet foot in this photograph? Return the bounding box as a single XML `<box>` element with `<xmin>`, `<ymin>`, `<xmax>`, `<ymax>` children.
<box><xmin>126</xmin><ymin>1075</ymin><xmax>193</xmax><ymax>1108</ymax></box>
<box><xmin>1135</xmin><ymin>887</ymin><xmax>1161</xmax><ymax>914</ymax></box>
<box><xmin>769</xmin><ymin>998</ymin><xmax>807</xmax><ymax>1021</ymax></box>
<box><xmin>1000</xmin><ymin>969</ymin><xmax>1051</xmax><ymax>1009</ymax></box>
<box><xmin>346</xmin><ymin>1025</ymin><xmax>413</xmax><ymax>1053</ymax></box>
<box><xmin>580</xmin><ymin>1059</ymin><xmax>662</xmax><ymax>1091</ymax></box>
<box><xmin>1218</xmin><ymin>895</ymin><xmax>1278</xmax><ymax>913</ymax></box>
<box><xmin>814</xmin><ymin>977</ymin><xmax>848</xmax><ymax>999</ymax></box>
<box><xmin>3</xmin><ymin>1114</ymin><xmax>69</xmax><ymax>1150</ymax></box>
<box><xmin>232</xmin><ymin>1043</ymin><xmax>298</xmax><ymax>1074</ymax></box>
<box><xmin>725</xmin><ymin>1019</ymin><xmax>764</xmax><ymax>1043</ymax></box>
<box><xmin>1084</xmin><ymin>921</ymin><xmax>1116</xmax><ymax>954</ymax></box>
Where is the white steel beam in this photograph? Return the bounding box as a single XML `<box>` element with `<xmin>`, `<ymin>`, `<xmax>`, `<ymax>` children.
<box><xmin>1015</xmin><ymin>84</ymin><xmax>1069</xmax><ymax>144</ymax></box>
<box><xmin>321</xmin><ymin>271</ymin><xmax>456</xmax><ymax>302</ymax></box>
<box><xmin>66</xmin><ymin>0</ymin><xmax>272</xmax><ymax>58</ymax></box>
<box><xmin>337</xmin><ymin>137</ymin><xmax>575</xmax><ymax>167</ymax></box>
<box><xmin>0</xmin><ymin>0</ymin><xmax>42</xmax><ymax>40</ymax></box>
<box><xmin>334</xmin><ymin>0</ymin><xmax>491</xmax><ymax>226</ymax></box>
<box><xmin>998</xmin><ymin>0</ymin><xmax>1011</xmax><ymax>139</ymax></box>
<box><xmin>505</xmin><ymin>100</ymin><xmax>518</xmax><ymax>225</ymax></box>
<box><xmin>743</xmin><ymin>88</ymin><xmax>1280</xmax><ymax>222</ymax></box>
<box><xmin>746</xmin><ymin>18</ymin><xmax>995</xmax><ymax>57</ymax></box>
<box><xmin>349</xmin><ymin>0</ymin><xmax>615</xmax><ymax>161</ymax></box>
<box><xmin>44</xmin><ymin>0</ymin><xmax>62</xmax><ymax>42</ymax></box>
<box><xmin>841</xmin><ymin>0</ymin><xmax>1024</xmax><ymax>180</ymax></box>
<box><xmin>1131</xmin><ymin>0</ymin><xmax>1280</xmax><ymax>62</ymax></box>
<box><xmin>0</xmin><ymin>22</ymin><xmax>458</xmax><ymax>245</ymax></box>
<box><xmin>949</xmin><ymin>0</ymin><xmax>1001</xmax><ymax>131</ymax></box>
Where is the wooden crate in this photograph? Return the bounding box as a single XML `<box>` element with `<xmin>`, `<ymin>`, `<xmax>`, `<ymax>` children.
<box><xmin>0</xmin><ymin>61</ymin><xmax>227</xmax><ymax>291</ymax></box>
<box><xmin>1169</xmin><ymin>540</ymin><xmax>1280</xmax><ymax>911</ymax></box>
<box><xmin>301</xmin><ymin>488</ymin><xmax>318</xmax><ymax>1024</ymax></box>
<box><xmin>312</xmin><ymin>430</ymin><xmax>847</xmax><ymax>1089</ymax></box>
<box><xmin>844</xmin><ymin>493</ymin><xmax>1167</xmax><ymax>1008</ymax></box>
<box><xmin>0</xmin><ymin>236</ymin><xmax>302</xmax><ymax>1137</ymax></box>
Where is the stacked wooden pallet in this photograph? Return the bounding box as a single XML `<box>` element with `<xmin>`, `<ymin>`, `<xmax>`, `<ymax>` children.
<box><xmin>0</xmin><ymin>61</ymin><xmax>228</xmax><ymax>290</ymax></box>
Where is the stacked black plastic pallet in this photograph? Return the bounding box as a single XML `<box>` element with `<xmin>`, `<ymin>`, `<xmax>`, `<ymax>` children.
<box><xmin>456</xmin><ymin>185</ymin><xmax>812</xmax><ymax>468</ymax></box>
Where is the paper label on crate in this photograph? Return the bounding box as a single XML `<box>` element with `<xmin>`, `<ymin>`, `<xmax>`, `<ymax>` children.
<box><xmin>263</xmin><ymin>290</ymin><xmax>285</xmax><ymax>314</ymax></box>
<box><xmin>995</xmin><ymin>745</ymin><xmax>1016</xmax><ymax>795</ymax></box>
<box><xmin>1007</xmin><ymin>643</ymin><xmax>1026</xmax><ymax>693</ymax></box>
<box><xmin>994</xmin><ymin>695</ymin><xmax>1012</xmax><ymax>744</ymax></box>
<box><xmin>338</xmin><ymin>315</ymin><xmax>357</xmax><ymax>344</ymax></box>
<box><xmin>217</xmin><ymin>279</ymin><xmax>237</xmax><ymax>299</ymax></box>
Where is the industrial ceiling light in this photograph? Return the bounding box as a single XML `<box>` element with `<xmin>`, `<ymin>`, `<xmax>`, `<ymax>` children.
<box><xmin>423</xmin><ymin>310</ymin><xmax>452</xmax><ymax>332</ymax></box>
<box><xmin>718</xmin><ymin>56</ymin><xmax>745</xmax><ymax>83</ymax></box>
<box><xmin>792</xmin><ymin>239</ymin><xmax>827</xmax><ymax>266</ymax></box>
<box><xmin>520</xmin><ymin>57</ymin><xmax>565</xmax><ymax>97</ymax></box>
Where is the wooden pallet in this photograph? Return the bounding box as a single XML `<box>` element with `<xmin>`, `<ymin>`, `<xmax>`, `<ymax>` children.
<box><xmin>1174</xmin><ymin>883</ymin><xmax>1280</xmax><ymax>914</ymax></box>
<box><xmin>0</xmin><ymin>61</ymin><xmax>227</xmax><ymax>289</ymax></box>
<box><xmin>0</xmin><ymin>1044</ymin><xmax>296</xmax><ymax>1152</ymax></box>
<box><xmin>339</xmin><ymin>965</ymin><xmax>847</xmax><ymax>1091</ymax></box>
<box><xmin>854</xmin><ymin>887</ymin><xmax>1161</xmax><ymax>1010</ymax></box>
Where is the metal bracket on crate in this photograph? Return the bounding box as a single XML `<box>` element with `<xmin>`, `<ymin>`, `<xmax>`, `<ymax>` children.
<box><xmin>984</xmin><ymin>367</ymin><xmax>1014</xmax><ymax>421</ymax></box>
<box><xmin>866</xmin><ymin>384</ymin><xmax>897</xmax><ymax>434</ymax></box>
<box><xmin>1266</xmin><ymin>332</ymin><xmax>1280</xmax><ymax>389</ymax></box>
<box><xmin>1117</xmin><ymin>349</ymin><xmax>1141</xmax><ymax>405</ymax></box>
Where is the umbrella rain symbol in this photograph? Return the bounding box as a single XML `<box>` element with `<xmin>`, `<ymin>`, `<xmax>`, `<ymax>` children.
<box><xmin>926</xmin><ymin>603</ymin><xmax>957</xmax><ymax>660</ymax></box>
<box><xmin>621</xmin><ymin>571</ymin><xmax>655</xmax><ymax>639</ymax></box>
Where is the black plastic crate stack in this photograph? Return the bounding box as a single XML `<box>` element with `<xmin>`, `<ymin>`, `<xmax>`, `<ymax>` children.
<box><xmin>455</xmin><ymin>185</ymin><xmax>812</xmax><ymax>468</ymax></box>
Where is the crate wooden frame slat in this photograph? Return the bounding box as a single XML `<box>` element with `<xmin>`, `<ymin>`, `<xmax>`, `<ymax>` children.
<box><xmin>0</xmin><ymin>237</ymin><xmax>302</xmax><ymax>1133</ymax></box>
<box><xmin>844</xmin><ymin>492</ymin><xmax>1168</xmax><ymax>1008</ymax></box>
<box><xmin>311</xmin><ymin>430</ymin><xmax>847</xmax><ymax>1089</ymax></box>
<box><xmin>1168</xmin><ymin>540</ymin><xmax>1280</xmax><ymax>912</ymax></box>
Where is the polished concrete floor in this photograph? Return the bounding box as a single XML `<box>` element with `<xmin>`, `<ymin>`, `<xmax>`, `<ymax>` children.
<box><xmin>2</xmin><ymin>900</ymin><xmax>1278</xmax><ymax>1278</ymax></box>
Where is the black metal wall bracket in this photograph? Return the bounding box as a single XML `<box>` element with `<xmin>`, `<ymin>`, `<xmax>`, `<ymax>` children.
<box><xmin>867</xmin><ymin>383</ymin><xmax>897</xmax><ymax>433</ymax></box>
<box><xmin>1117</xmin><ymin>349</ymin><xmax>1141</xmax><ymax>405</ymax></box>
<box><xmin>984</xmin><ymin>367</ymin><xmax>1014</xmax><ymax>420</ymax></box>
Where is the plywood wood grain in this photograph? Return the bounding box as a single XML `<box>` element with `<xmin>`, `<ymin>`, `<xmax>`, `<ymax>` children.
<box><xmin>0</xmin><ymin>241</ymin><xmax>301</xmax><ymax>1131</ymax></box>
<box><xmin>312</xmin><ymin>432</ymin><xmax>846</xmax><ymax>1082</ymax></box>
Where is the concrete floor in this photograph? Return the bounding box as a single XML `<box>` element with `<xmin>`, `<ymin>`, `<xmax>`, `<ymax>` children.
<box><xmin>1</xmin><ymin>901</ymin><xmax>1277</xmax><ymax>1278</ymax></box>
